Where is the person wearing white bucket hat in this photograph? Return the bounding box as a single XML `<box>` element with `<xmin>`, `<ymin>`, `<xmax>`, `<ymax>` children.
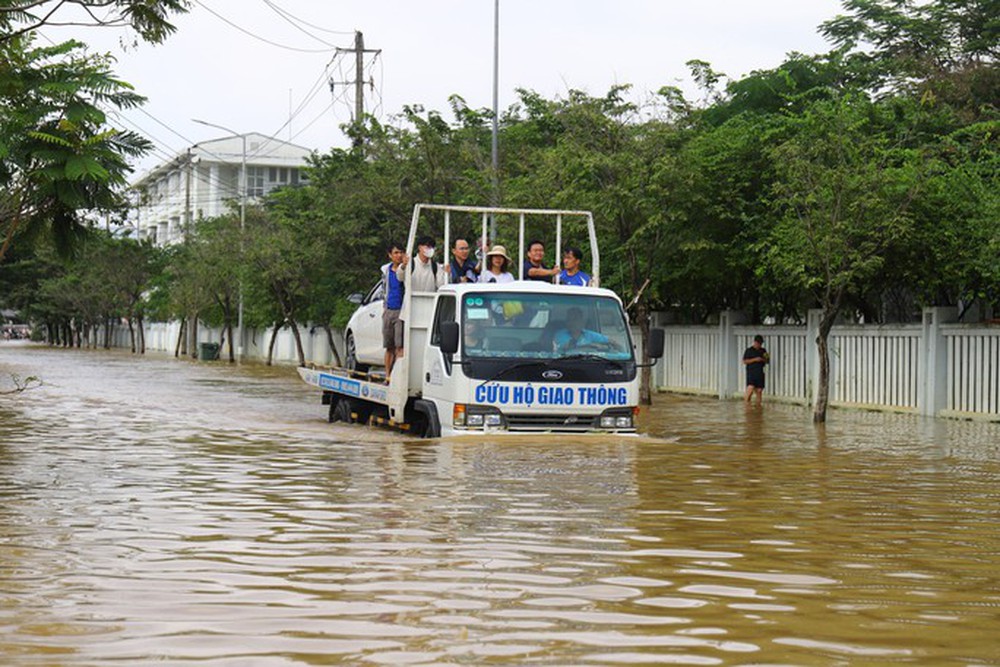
<box><xmin>478</xmin><ymin>245</ymin><xmax>515</xmax><ymax>284</ymax></box>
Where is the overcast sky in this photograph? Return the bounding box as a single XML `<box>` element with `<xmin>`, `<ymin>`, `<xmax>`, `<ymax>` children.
<box><xmin>43</xmin><ymin>0</ymin><xmax>846</xmax><ymax>176</ymax></box>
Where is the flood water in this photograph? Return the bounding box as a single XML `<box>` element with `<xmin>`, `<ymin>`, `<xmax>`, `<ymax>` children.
<box><xmin>1</xmin><ymin>342</ymin><xmax>998</xmax><ymax>665</ymax></box>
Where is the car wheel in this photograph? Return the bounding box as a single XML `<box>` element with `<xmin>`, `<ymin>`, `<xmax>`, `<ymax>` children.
<box><xmin>345</xmin><ymin>331</ymin><xmax>369</xmax><ymax>372</ymax></box>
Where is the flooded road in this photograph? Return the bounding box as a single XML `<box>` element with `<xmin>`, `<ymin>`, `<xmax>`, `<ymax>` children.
<box><xmin>2</xmin><ymin>342</ymin><xmax>998</xmax><ymax>665</ymax></box>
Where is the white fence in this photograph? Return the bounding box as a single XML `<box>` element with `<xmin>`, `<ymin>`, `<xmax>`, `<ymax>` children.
<box><xmin>946</xmin><ymin>327</ymin><xmax>1000</xmax><ymax>416</ymax></box>
<box><xmin>108</xmin><ymin>321</ymin><xmax>344</xmax><ymax>367</ymax></box>
<box><xmin>654</xmin><ymin>308</ymin><xmax>1000</xmax><ymax>420</ymax></box>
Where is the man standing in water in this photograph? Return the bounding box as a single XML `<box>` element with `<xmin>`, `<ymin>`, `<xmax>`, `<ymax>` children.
<box><xmin>381</xmin><ymin>241</ymin><xmax>406</xmax><ymax>380</ymax></box>
<box><xmin>743</xmin><ymin>334</ymin><xmax>769</xmax><ymax>405</ymax></box>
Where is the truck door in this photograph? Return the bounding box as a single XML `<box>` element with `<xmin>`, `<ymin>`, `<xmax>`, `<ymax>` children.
<box><xmin>422</xmin><ymin>295</ymin><xmax>457</xmax><ymax>408</ymax></box>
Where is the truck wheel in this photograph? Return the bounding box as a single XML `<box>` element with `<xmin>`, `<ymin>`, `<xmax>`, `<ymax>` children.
<box><xmin>345</xmin><ymin>332</ymin><xmax>369</xmax><ymax>373</ymax></box>
<box><xmin>409</xmin><ymin>400</ymin><xmax>441</xmax><ymax>439</ymax></box>
<box><xmin>330</xmin><ymin>398</ymin><xmax>353</xmax><ymax>423</ymax></box>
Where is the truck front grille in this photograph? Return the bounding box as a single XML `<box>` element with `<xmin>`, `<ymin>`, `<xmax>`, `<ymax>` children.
<box><xmin>504</xmin><ymin>413</ymin><xmax>600</xmax><ymax>432</ymax></box>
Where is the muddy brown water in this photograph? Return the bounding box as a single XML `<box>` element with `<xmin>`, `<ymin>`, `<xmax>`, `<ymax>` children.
<box><xmin>1</xmin><ymin>342</ymin><xmax>998</xmax><ymax>665</ymax></box>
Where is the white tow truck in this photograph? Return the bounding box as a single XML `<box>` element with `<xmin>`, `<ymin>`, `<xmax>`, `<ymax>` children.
<box><xmin>298</xmin><ymin>204</ymin><xmax>664</xmax><ymax>437</ymax></box>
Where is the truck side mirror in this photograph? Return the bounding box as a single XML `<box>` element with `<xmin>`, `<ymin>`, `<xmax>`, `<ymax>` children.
<box><xmin>648</xmin><ymin>328</ymin><xmax>665</xmax><ymax>360</ymax></box>
<box><xmin>347</xmin><ymin>293</ymin><xmax>364</xmax><ymax>305</ymax></box>
<box><xmin>439</xmin><ymin>321</ymin><xmax>459</xmax><ymax>355</ymax></box>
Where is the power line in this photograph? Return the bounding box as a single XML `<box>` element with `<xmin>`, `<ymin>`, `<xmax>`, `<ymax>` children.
<box><xmin>260</xmin><ymin>0</ymin><xmax>355</xmax><ymax>36</ymax></box>
<box><xmin>260</xmin><ymin>0</ymin><xmax>346</xmax><ymax>47</ymax></box>
<box><xmin>194</xmin><ymin>0</ymin><xmax>337</xmax><ymax>54</ymax></box>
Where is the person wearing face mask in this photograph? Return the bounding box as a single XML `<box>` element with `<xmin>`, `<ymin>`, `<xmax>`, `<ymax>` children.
<box><xmin>396</xmin><ymin>235</ymin><xmax>447</xmax><ymax>292</ymax></box>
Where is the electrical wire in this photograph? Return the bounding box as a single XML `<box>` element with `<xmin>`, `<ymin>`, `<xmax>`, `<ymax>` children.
<box><xmin>260</xmin><ymin>0</ymin><xmax>355</xmax><ymax>36</ymax></box>
<box><xmin>29</xmin><ymin>26</ymin><xmax>354</xmax><ymax>238</ymax></box>
<box><xmin>260</xmin><ymin>0</ymin><xmax>343</xmax><ymax>47</ymax></box>
<box><xmin>193</xmin><ymin>0</ymin><xmax>337</xmax><ymax>54</ymax></box>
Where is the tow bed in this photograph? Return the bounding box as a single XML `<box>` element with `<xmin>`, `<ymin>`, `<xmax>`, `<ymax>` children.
<box><xmin>298</xmin><ymin>366</ymin><xmax>426</xmax><ymax>434</ymax></box>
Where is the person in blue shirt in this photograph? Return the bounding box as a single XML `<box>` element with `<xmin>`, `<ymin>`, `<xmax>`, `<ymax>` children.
<box><xmin>553</xmin><ymin>307</ymin><xmax>612</xmax><ymax>354</ymax></box>
<box><xmin>557</xmin><ymin>247</ymin><xmax>591</xmax><ymax>287</ymax></box>
<box><xmin>381</xmin><ymin>241</ymin><xmax>405</xmax><ymax>378</ymax></box>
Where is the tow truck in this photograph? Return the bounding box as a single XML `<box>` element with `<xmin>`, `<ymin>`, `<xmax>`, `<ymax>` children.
<box><xmin>298</xmin><ymin>204</ymin><xmax>664</xmax><ymax>437</ymax></box>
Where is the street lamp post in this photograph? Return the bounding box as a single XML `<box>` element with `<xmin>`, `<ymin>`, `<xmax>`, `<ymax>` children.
<box><xmin>193</xmin><ymin>118</ymin><xmax>246</xmax><ymax>363</ymax></box>
<box><xmin>490</xmin><ymin>0</ymin><xmax>500</xmax><ymax>241</ymax></box>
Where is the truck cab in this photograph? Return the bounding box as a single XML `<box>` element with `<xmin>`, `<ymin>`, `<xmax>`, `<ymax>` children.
<box><xmin>419</xmin><ymin>281</ymin><xmax>646</xmax><ymax>434</ymax></box>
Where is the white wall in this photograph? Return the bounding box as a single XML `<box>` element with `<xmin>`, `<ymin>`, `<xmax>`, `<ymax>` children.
<box><xmin>109</xmin><ymin>321</ymin><xmax>344</xmax><ymax>367</ymax></box>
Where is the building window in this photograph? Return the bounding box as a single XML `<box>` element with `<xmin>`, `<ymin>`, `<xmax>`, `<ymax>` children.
<box><xmin>246</xmin><ymin>166</ymin><xmax>265</xmax><ymax>198</ymax></box>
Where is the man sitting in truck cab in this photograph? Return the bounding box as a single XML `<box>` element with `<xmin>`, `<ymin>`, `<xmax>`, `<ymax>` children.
<box><xmin>553</xmin><ymin>307</ymin><xmax>612</xmax><ymax>354</ymax></box>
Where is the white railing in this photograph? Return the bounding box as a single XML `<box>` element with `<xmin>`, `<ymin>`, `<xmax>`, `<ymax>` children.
<box><xmin>944</xmin><ymin>327</ymin><xmax>1000</xmax><ymax>416</ymax></box>
<box><xmin>656</xmin><ymin>308</ymin><xmax>999</xmax><ymax>420</ymax></box>
<box><xmin>660</xmin><ymin>326</ymin><xmax>718</xmax><ymax>395</ymax></box>
<box><xmin>828</xmin><ymin>326</ymin><xmax>922</xmax><ymax>410</ymax></box>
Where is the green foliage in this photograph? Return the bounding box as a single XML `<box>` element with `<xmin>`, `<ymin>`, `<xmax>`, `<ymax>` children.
<box><xmin>0</xmin><ymin>0</ymin><xmax>190</xmax><ymax>45</ymax></box>
<box><xmin>0</xmin><ymin>35</ymin><xmax>151</xmax><ymax>261</ymax></box>
<box><xmin>766</xmin><ymin>94</ymin><xmax>923</xmax><ymax>311</ymax></box>
<box><xmin>1</xmin><ymin>1</ymin><xmax>189</xmax><ymax>263</ymax></box>
<box><xmin>7</xmin><ymin>231</ymin><xmax>163</xmax><ymax>346</ymax></box>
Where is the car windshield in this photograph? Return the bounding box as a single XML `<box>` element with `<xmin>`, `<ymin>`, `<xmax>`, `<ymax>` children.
<box><xmin>462</xmin><ymin>293</ymin><xmax>632</xmax><ymax>361</ymax></box>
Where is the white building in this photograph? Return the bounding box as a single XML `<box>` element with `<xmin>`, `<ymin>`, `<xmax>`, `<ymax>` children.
<box><xmin>130</xmin><ymin>133</ymin><xmax>313</xmax><ymax>246</ymax></box>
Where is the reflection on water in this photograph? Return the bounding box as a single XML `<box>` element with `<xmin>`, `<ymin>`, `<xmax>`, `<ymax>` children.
<box><xmin>2</xmin><ymin>342</ymin><xmax>999</xmax><ymax>665</ymax></box>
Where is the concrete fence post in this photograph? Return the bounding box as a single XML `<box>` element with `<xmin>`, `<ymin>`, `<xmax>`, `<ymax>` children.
<box><xmin>718</xmin><ymin>310</ymin><xmax>744</xmax><ymax>400</ymax></box>
<box><xmin>919</xmin><ymin>306</ymin><xmax>958</xmax><ymax>417</ymax></box>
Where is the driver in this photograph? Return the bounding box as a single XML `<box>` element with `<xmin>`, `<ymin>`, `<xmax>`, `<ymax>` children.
<box><xmin>553</xmin><ymin>307</ymin><xmax>611</xmax><ymax>354</ymax></box>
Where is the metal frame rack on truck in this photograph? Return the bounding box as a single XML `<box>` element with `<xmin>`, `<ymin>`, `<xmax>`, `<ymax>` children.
<box><xmin>298</xmin><ymin>204</ymin><xmax>664</xmax><ymax>437</ymax></box>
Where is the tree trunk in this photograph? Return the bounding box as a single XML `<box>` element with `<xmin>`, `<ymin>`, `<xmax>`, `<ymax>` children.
<box><xmin>323</xmin><ymin>324</ymin><xmax>343</xmax><ymax>366</ymax></box>
<box><xmin>226</xmin><ymin>319</ymin><xmax>235</xmax><ymax>363</ymax></box>
<box><xmin>128</xmin><ymin>318</ymin><xmax>136</xmax><ymax>353</ymax></box>
<box><xmin>190</xmin><ymin>317</ymin><xmax>199</xmax><ymax>359</ymax></box>
<box><xmin>289</xmin><ymin>319</ymin><xmax>306</xmax><ymax>367</ymax></box>
<box><xmin>266</xmin><ymin>321</ymin><xmax>281</xmax><ymax>366</ymax></box>
<box><xmin>175</xmin><ymin>318</ymin><xmax>186</xmax><ymax>357</ymax></box>
<box><xmin>812</xmin><ymin>307</ymin><xmax>839</xmax><ymax>423</ymax></box>
<box><xmin>138</xmin><ymin>314</ymin><xmax>145</xmax><ymax>354</ymax></box>
<box><xmin>637</xmin><ymin>300</ymin><xmax>652</xmax><ymax>405</ymax></box>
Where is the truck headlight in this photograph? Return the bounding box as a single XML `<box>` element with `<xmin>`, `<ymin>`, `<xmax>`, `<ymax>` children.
<box><xmin>456</xmin><ymin>405</ymin><xmax>506</xmax><ymax>430</ymax></box>
<box><xmin>599</xmin><ymin>409</ymin><xmax>633</xmax><ymax>430</ymax></box>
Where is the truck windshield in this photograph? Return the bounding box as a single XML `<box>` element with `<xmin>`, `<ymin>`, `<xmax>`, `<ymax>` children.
<box><xmin>462</xmin><ymin>293</ymin><xmax>632</xmax><ymax>361</ymax></box>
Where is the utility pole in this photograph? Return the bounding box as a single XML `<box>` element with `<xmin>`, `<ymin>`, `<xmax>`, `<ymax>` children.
<box><xmin>333</xmin><ymin>31</ymin><xmax>381</xmax><ymax>149</ymax></box>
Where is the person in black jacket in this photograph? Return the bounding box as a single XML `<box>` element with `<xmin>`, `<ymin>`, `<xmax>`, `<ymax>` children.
<box><xmin>743</xmin><ymin>334</ymin><xmax>770</xmax><ymax>405</ymax></box>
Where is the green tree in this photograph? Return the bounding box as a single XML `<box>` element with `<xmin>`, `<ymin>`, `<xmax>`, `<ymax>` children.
<box><xmin>820</xmin><ymin>0</ymin><xmax>999</xmax><ymax>119</ymax></box>
<box><xmin>504</xmin><ymin>86</ymin><xmax>679</xmax><ymax>403</ymax></box>
<box><xmin>765</xmin><ymin>94</ymin><xmax>922</xmax><ymax>422</ymax></box>
<box><xmin>0</xmin><ymin>0</ymin><xmax>189</xmax><ymax>263</ymax></box>
<box><xmin>0</xmin><ymin>0</ymin><xmax>189</xmax><ymax>45</ymax></box>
